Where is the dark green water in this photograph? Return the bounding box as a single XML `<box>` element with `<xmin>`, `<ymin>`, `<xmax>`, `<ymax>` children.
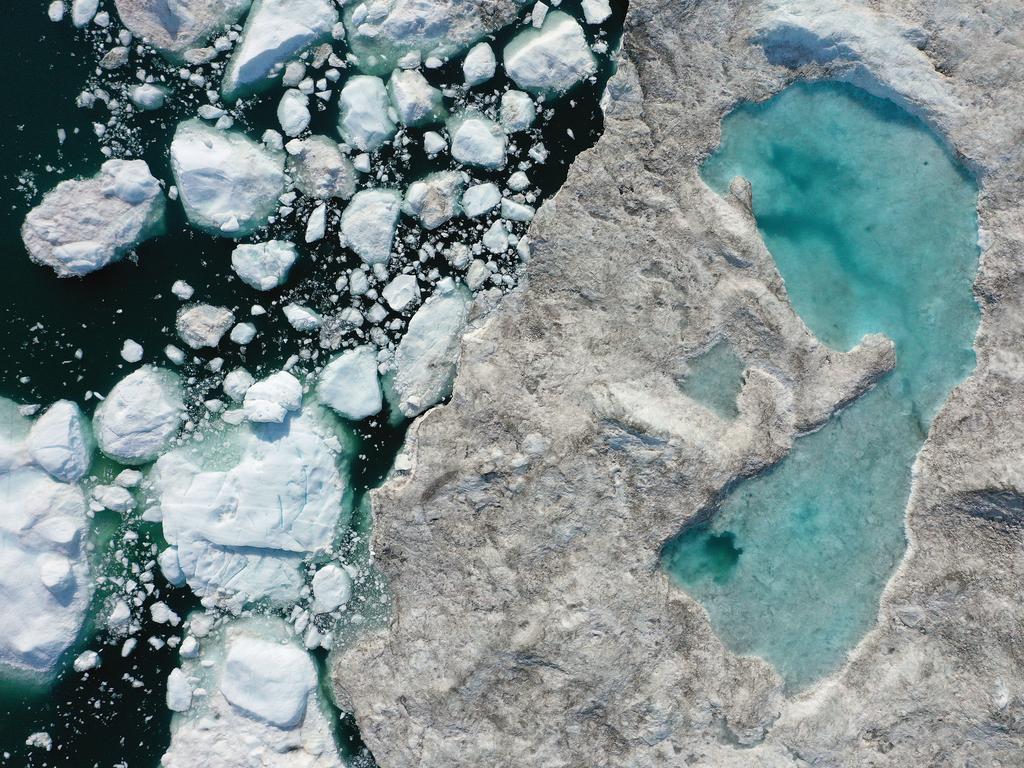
<box><xmin>0</xmin><ymin>1</ymin><xmax>625</xmax><ymax>764</ymax></box>
<box><xmin>665</xmin><ymin>81</ymin><xmax>980</xmax><ymax>690</ymax></box>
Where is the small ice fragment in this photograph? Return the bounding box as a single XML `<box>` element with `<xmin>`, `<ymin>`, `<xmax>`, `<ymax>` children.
<box><xmin>448</xmin><ymin>113</ymin><xmax>506</xmax><ymax>169</ymax></box>
<box><xmin>71</xmin><ymin>0</ymin><xmax>98</xmax><ymax>28</ymax></box>
<box><xmin>501</xmin><ymin>198</ymin><xmax>535</xmax><ymax>222</ymax></box>
<box><xmin>73</xmin><ymin>650</ymin><xmax>100</xmax><ymax>672</ymax></box>
<box><xmin>304</xmin><ymin>203</ymin><xmax>327</xmax><ymax>243</ymax></box>
<box><xmin>130</xmin><ymin>84</ymin><xmax>168</xmax><ymax>111</ymax></box>
<box><xmin>338</xmin><ymin>75</ymin><xmax>396</xmax><ymax>152</ymax></box>
<box><xmin>166</xmin><ymin>668</ymin><xmax>193</xmax><ymax>712</ymax></box>
<box><xmin>176</xmin><ymin>304</ymin><xmax>235</xmax><ymax>349</ymax></box>
<box><xmin>581</xmin><ymin>0</ymin><xmax>612</xmax><ymax>24</ymax></box>
<box><xmin>462</xmin><ymin>183</ymin><xmax>501</xmax><ymax>217</ymax></box>
<box><xmin>339</xmin><ymin>189</ymin><xmax>402</xmax><ymax>265</ymax></box>
<box><xmin>382</xmin><ymin>274</ymin><xmax>420</xmax><ymax>311</ymax></box>
<box><xmin>230</xmin><ymin>323</ymin><xmax>257</xmax><ymax>345</ymax></box>
<box><xmin>47</xmin><ymin>1</ymin><xmax>65</xmax><ymax>23</ymax></box>
<box><xmin>311</xmin><ymin>564</ymin><xmax>352</xmax><ymax>613</ymax></box>
<box><xmin>462</xmin><ymin>42</ymin><xmax>496</xmax><ymax>86</ymax></box>
<box><xmin>159</xmin><ymin>547</ymin><xmax>187</xmax><ymax>586</ymax></box>
<box><xmin>231</xmin><ymin>240</ymin><xmax>298</xmax><ymax>290</ymax></box>
<box><xmin>283</xmin><ymin>304</ymin><xmax>322</xmax><ymax>332</ymax></box>
<box><xmin>223</xmin><ymin>368</ymin><xmax>255</xmax><ymax>401</ymax></box>
<box><xmin>93</xmin><ymin>367</ymin><xmax>184</xmax><ymax>465</ymax></box>
<box><xmin>277</xmin><ymin>89</ymin><xmax>310</xmax><ymax>137</ymax></box>
<box><xmin>171</xmin><ymin>280</ymin><xmax>194</xmax><ymax>300</ymax></box>
<box><xmin>503</xmin><ymin>12</ymin><xmax>597</xmax><ymax>94</ymax></box>
<box><xmin>219</xmin><ymin>635</ymin><xmax>316</xmax><ymax>728</ymax></box>
<box><xmin>27</xmin><ymin>400</ymin><xmax>92</xmax><ymax>482</ymax></box>
<box><xmin>121</xmin><ymin>339</ymin><xmax>144</xmax><ymax>363</ymax></box>
<box><xmin>531</xmin><ymin>2</ymin><xmax>548</xmax><ymax>28</ymax></box>
<box><xmin>242</xmin><ymin>371</ymin><xmax>302</xmax><ymax>423</ymax></box>
<box><xmin>402</xmin><ymin>171</ymin><xmax>465</xmax><ymax>230</ymax></box>
<box><xmin>483</xmin><ymin>220</ymin><xmax>509</xmax><ymax>253</ymax></box>
<box><xmin>317</xmin><ymin>346</ymin><xmax>382</xmax><ymax>420</ymax></box>
<box><xmin>423</xmin><ymin>131</ymin><xmax>447</xmax><ymax>155</ymax></box>
<box><xmin>387</xmin><ymin>69</ymin><xmax>446</xmax><ymax>127</ymax></box>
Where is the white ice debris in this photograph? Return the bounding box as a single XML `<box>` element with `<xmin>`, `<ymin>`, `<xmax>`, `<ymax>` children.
<box><xmin>222</xmin><ymin>0</ymin><xmax>338</xmax><ymax>100</ymax></box>
<box><xmin>231</xmin><ymin>240</ymin><xmax>298</xmax><ymax>290</ymax></box>
<box><xmin>159</xmin><ymin>546</ymin><xmax>187</xmax><ymax>586</ymax></box>
<box><xmin>311</xmin><ymin>564</ymin><xmax>352</xmax><ymax>613</ymax></box>
<box><xmin>462</xmin><ymin>42</ymin><xmax>496</xmax><ymax>86</ymax></box>
<box><xmin>531</xmin><ymin>1</ymin><xmax>548</xmax><ymax>28</ymax></box>
<box><xmin>581</xmin><ymin>0</ymin><xmax>612</xmax><ymax>25</ymax></box>
<box><xmin>382</xmin><ymin>274</ymin><xmax>420</xmax><ymax>311</ymax></box>
<box><xmin>0</xmin><ymin>432</ymin><xmax>91</xmax><ymax>679</ymax></box>
<box><xmin>449</xmin><ymin>112</ymin><xmax>507</xmax><ymax>169</ymax></box>
<box><xmin>48</xmin><ymin>1</ymin><xmax>65</xmax><ymax>23</ymax></box>
<box><xmin>93</xmin><ymin>366</ymin><xmax>184</xmax><ymax>465</ymax></box>
<box><xmin>176</xmin><ymin>304</ymin><xmax>235</xmax><ymax>349</ymax></box>
<box><xmin>121</xmin><ymin>339</ymin><xmax>144</xmax><ymax>363</ymax></box>
<box><xmin>387</xmin><ymin>69</ymin><xmax>446</xmax><ymax>127</ymax></box>
<box><xmin>394</xmin><ymin>287</ymin><xmax>470</xmax><ymax>416</ymax></box>
<box><xmin>286</xmin><ymin>136</ymin><xmax>357</xmax><ymax>200</ymax></box>
<box><xmin>503</xmin><ymin>11</ymin><xmax>597</xmax><ymax>94</ymax></box>
<box><xmin>462</xmin><ymin>182</ymin><xmax>501</xmax><ymax>217</ymax></box>
<box><xmin>230</xmin><ymin>322</ymin><xmax>257</xmax><ymax>345</ymax></box>
<box><xmin>166</xmin><ymin>667</ymin><xmax>193</xmax><ymax>712</ymax></box>
<box><xmin>338</xmin><ymin>75</ymin><xmax>397</xmax><ymax>152</ymax></box>
<box><xmin>277</xmin><ymin>89</ymin><xmax>311</xmax><ymax>137</ymax></box>
<box><xmin>154</xmin><ymin>408</ymin><xmax>347</xmax><ymax>606</ymax></box>
<box><xmin>73</xmin><ymin>650</ymin><xmax>100</xmax><ymax>672</ymax></box>
<box><xmin>304</xmin><ymin>203</ymin><xmax>327</xmax><ymax>243</ymax></box>
<box><xmin>423</xmin><ymin>130</ymin><xmax>447</xmax><ymax>154</ymax></box>
<box><xmin>71</xmin><ymin>0</ymin><xmax>98</xmax><ymax>28</ymax></box>
<box><xmin>22</xmin><ymin>160</ymin><xmax>165</xmax><ymax>277</ymax></box>
<box><xmin>27</xmin><ymin>400</ymin><xmax>92</xmax><ymax>483</ymax></box>
<box><xmin>170</xmin><ymin>120</ymin><xmax>285</xmax><ymax>236</ymax></box>
<box><xmin>129</xmin><ymin>84</ymin><xmax>168</xmax><ymax>111</ymax></box>
<box><xmin>283</xmin><ymin>304</ymin><xmax>322</xmax><ymax>331</ymax></box>
<box><xmin>223</xmin><ymin>368</ymin><xmax>256</xmax><ymax>401</ymax></box>
<box><xmin>483</xmin><ymin>219</ymin><xmax>509</xmax><ymax>253</ymax></box>
<box><xmin>339</xmin><ymin>188</ymin><xmax>402</xmax><ymax>264</ymax></box>
<box><xmin>242</xmin><ymin>370</ymin><xmax>302</xmax><ymax>423</ymax></box>
<box><xmin>402</xmin><ymin>171</ymin><xmax>465</xmax><ymax>230</ymax></box>
<box><xmin>316</xmin><ymin>345</ymin><xmax>382</xmax><ymax>420</ymax></box>
<box><xmin>500</xmin><ymin>90</ymin><xmax>536</xmax><ymax>132</ymax></box>
<box><xmin>172</xmin><ymin>280</ymin><xmax>195</xmax><ymax>300</ymax></box>
<box><xmin>161</xmin><ymin>618</ymin><xmax>342</xmax><ymax>768</ymax></box>
<box><xmin>501</xmin><ymin>198</ymin><xmax>535</xmax><ymax>221</ymax></box>
<box><xmin>113</xmin><ymin>0</ymin><xmax>251</xmax><ymax>59</ymax></box>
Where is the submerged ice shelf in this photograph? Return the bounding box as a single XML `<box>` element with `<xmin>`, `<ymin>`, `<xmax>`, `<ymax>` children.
<box><xmin>664</xmin><ymin>81</ymin><xmax>980</xmax><ymax>689</ymax></box>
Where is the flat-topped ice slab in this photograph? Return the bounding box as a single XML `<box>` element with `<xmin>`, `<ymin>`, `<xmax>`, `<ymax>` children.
<box><xmin>317</xmin><ymin>345</ymin><xmax>382</xmax><ymax>421</ymax></box>
<box><xmin>22</xmin><ymin>159</ymin><xmax>165</xmax><ymax>277</ymax></box>
<box><xmin>504</xmin><ymin>11</ymin><xmax>597</xmax><ymax>95</ymax></box>
<box><xmin>93</xmin><ymin>366</ymin><xmax>185</xmax><ymax>465</ymax></box>
<box><xmin>170</xmin><ymin>120</ymin><xmax>285</xmax><ymax>237</ymax></box>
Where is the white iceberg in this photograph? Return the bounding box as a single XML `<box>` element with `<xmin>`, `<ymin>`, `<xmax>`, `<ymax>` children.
<box><xmin>286</xmin><ymin>136</ymin><xmax>357</xmax><ymax>201</ymax></box>
<box><xmin>311</xmin><ymin>564</ymin><xmax>352</xmax><ymax>613</ymax></box>
<box><xmin>339</xmin><ymin>188</ymin><xmax>402</xmax><ymax>265</ymax></box>
<box><xmin>317</xmin><ymin>345</ymin><xmax>382</xmax><ymax>421</ymax></box>
<box><xmin>231</xmin><ymin>240</ymin><xmax>299</xmax><ymax>290</ymax></box>
<box><xmin>387</xmin><ymin>69</ymin><xmax>446</xmax><ymax>127</ymax></box>
<box><xmin>462</xmin><ymin>42</ymin><xmax>496</xmax><ymax>86</ymax></box>
<box><xmin>382</xmin><ymin>273</ymin><xmax>420</xmax><ymax>311</ymax></box>
<box><xmin>402</xmin><ymin>171</ymin><xmax>465</xmax><ymax>230</ymax></box>
<box><xmin>242</xmin><ymin>370</ymin><xmax>303</xmax><ymax>423</ymax></box>
<box><xmin>22</xmin><ymin>159</ymin><xmax>165</xmax><ymax>277</ymax></box>
<box><xmin>393</xmin><ymin>287</ymin><xmax>470</xmax><ymax>416</ymax></box>
<box><xmin>26</xmin><ymin>400</ymin><xmax>93</xmax><ymax>483</ymax></box>
<box><xmin>448</xmin><ymin>112</ymin><xmax>507</xmax><ymax>169</ymax></box>
<box><xmin>337</xmin><ymin>75</ymin><xmax>397</xmax><ymax>152</ymax></box>
<box><xmin>176</xmin><ymin>304</ymin><xmax>235</xmax><ymax>349</ymax></box>
<box><xmin>278</xmin><ymin>89</ymin><xmax>311</xmax><ymax>137</ymax></box>
<box><xmin>503</xmin><ymin>11</ymin><xmax>597</xmax><ymax>94</ymax></box>
<box><xmin>499</xmin><ymin>90</ymin><xmax>536</xmax><ymax>132</ymax></box>
<box><xmin>93</xmin><ymin>366</ymin><xmax>185</xmax><ymax>465</ymax></box>
<box><xmin>221</xmin><ymin>0</ymin><xmax>337</xmax><ymax>100</ymax></box>
<box><xmin>462</xmin><ymin>182</ymin><xmax>501</xmax><ymax>218</ymax></box>
<box><xmin>170</xmin><ymin>120</ymin><xmax>285</xmax><ymax>236</ymax></box>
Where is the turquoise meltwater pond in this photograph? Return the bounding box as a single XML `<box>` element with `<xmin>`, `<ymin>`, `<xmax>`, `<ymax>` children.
<box><xmin>664</xmin><ymin>81</ymin><xmax>980</xmax><ymax>690</ymax></box>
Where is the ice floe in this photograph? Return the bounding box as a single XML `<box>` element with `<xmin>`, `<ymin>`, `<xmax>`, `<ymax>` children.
<box><xmin>402</xmin><ymin>170</ymin><xmax>465</xmax><ymax>230</ymax></box>
<box><xmin>93</xmin><ymin>366</ymin><xmax>185</xmax><ymax>465</ymax></box>
<box><xmin>316</xmin><ymin>345</ymin><xmax>382</xmax><ymax>421</ymax></box>
<box><xmin>339</xmin><ymin>188</ymin><xmax>402</xmax><ymax>265</ymax></box>
<box><xmin>504</xmin><ymin>11</ymin><xmax>597</xmax><ymax>94</ymax></box>
<box><xmin>286</xmin><ymin>136</ymin><xmax>357</xmax><ymax>200</ymax></box>
<box><xmin>338</xmin><ymin>75</ymin><xmax>397</xmax><ymax>152</ymax></box>
<box><xmin>449</xmin><ymin>112</ymin><xmax>507</xmax><ymax>169</ymax></box>
<box><xmin>231</xmin><ymin>240</ymin><xmax>299</xmax><ymax>290</ymax></box>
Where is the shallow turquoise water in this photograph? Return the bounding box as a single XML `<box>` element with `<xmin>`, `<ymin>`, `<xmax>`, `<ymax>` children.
<box><xmin>664</xmin><ymin>81</ymin><xmax>979</xmax><ymax>689</ymax></box>
<box><xmin>680</xmin><ymin>341</ymin><xmax>746</xmax><ymax>419</ymax></box>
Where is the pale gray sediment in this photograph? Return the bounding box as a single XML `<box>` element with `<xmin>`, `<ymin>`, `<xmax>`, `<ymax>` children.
<box><xmin>331</xmin><ymin>0</ymin><xmax>1024</xmax><ymax>765</ymax></box>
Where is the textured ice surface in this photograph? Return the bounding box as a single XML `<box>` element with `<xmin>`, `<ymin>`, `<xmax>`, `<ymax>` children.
<box><xmin>113</xmin><ymin>0</ymin><xmax>252</xmax><ymax>59</ymax></box>
<box><xmin>176</xmin><ymin>304</ymin><xmax>235</xmax><ymax>349</ymax></box>
<box><xmin>387</xmin><ymin>69</ymin><xmax>447</xmax><ymax>127</ymax></box>
<box><xmin>242</xmin><ymin>370</ymin><xmax>303</xmax><ymax>423</ymax></box>
<box><xmin>504</xmin><ymin>11</ymin><xmax>597</xmax><ymax>94</ymax></box>
<box><xmin>666</xmin><ymin>82</ymin><xmax>980</xmax><ymax>689</ymax></box>
<box><xmin>339</xmin><ymin>188</ymin><xmax>402</xmax><ymax>265</ymax></box>
<box><xmin>402</xmin><ymin>171</ymin><xmax>465</xmax><ymax>230</ymax></box>
<box><xmin>26</xmin><ymin>401</ymin><xmax>93</xmax><ymax>483</ymax></box>
<box><xmin>22</xmin><ymin>159</ymin><xmax>165</xmax><ymax>277</ymax></box>
<box><xmin>499</xmin><ymin>90</ymin><xmax>536</xmax><ymax>132</ymax></box>
<box><xmin>393</xmin><ymin>285</ymin><xmax>470</xmax><ymax>417</ymax></box>
<box><xmin>221</xmin><ymin>0</ymin><xmax>337</xmax><ymax>100</ymax></box>
<box><xmin>338</xmin><ymin>75</ymin><xmax>397</xmax><ymax>152</ymax></box>
<box><xmin>170</xmin><ymin>120</ymin><xmax>285</xmax><ymax>236</ymax></box>
<box><xmin>448</xmin><ymin>112</ymin><xmax>507</xmax><ymax>169</ymax></box>
<box><xmin>93</xmin><ymin>366</ymin><xmax>185</xmax><ymax>465</ymax></box>
<box><xmin>317</xmin><ymin>345</ymin><xmax>382</xmax><ymax>421</ymax></box>
<box><xmin>462</xmin><ymin>42</ymin><xmax>496</xmax><ymax>86</ymax></box>
<box><xmin>231</xmin><ymin>240</ymin><xmax>299</xmax><ymax>290</ymax></box>
<box><xmin>278</xmin><ymin>89</ymin><xmax>311</xmax><ymax>137</ymax></box>
<box><xmin>286</xmin><ymin>136</ymin><xmax>357</xmax><ymax>201</ymax></box>
<box><xmin>154</xmin><ymin>407</ymin><xmax>348</xmax><ymax>608</ymax></box>
<box><xmin>162</xmin><ymin>617</ymin><xmax>342</xmax><ymax>767</ymax></box>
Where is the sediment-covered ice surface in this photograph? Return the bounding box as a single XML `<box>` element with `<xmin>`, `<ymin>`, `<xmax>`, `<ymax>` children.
<box><xmin>113</xmin><ymin>0</ymin><xmax>252</xmax><ymax>59</ymax></box>
<box><xmin>0</xmin><ymin>400</ymin><xmax>92</xmax><ymax>681</ymax></box>
<box><xmin>21</xmin><ymin>159</ymin><xmax>165</xmax><ymax>277</ymax></box>
<box><xmin>161</xmin><ymin>617</ymin><xmax>343</xmax><ymax>768</ymax></box>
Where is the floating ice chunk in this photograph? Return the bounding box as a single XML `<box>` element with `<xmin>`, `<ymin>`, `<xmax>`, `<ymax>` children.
<box><xmin>165</xmin><ymin>345</ymin><xmax>186</xmax><ymax>365</ymax></box>
<box><xmin>382</xmin><ymin>274</ymin><xmax>420</xmax><ymax>311</ymax></box>
<box><xmin>229</xmin><ymin>322</ymin><xmax>256</xmax><ymax>345</ymax></box>
<box><xmin>176</xmin><ymin>304</ymin><xmax>235</xmax><ymax>349</ymax></box>
<box><xmin>92</xmin><ymin>484</ymin><xmax>135</xmax><ymax>513</ymax></box>
<box><xmin>27</xmin><ymin>401</ymin><xmax>92</xmax><ymax>483</ymax></box>
<box><xmin>161</xmin><ymin>618</ymin><xmax>343</xmax><ymax>768</ymax></box>
<box><xmin>508</xmin><ymin>171</ymin><xmax>530</xmax><ymax>191</ymax></box>
<box><xmin>483</xmin><ymin>219</ymin><xmax>509</xmax><ymax>253</ymax></box>
<box><xmin>304</xmin><ymin>203</ymin><xmax>327</xmax><ymax>243</ymax></box>
<box><xmin>154</xmin><ymin>409</ymin><xmax>347</xmax><ymax>605</ymax></box>
<box><xmin>22</xmin><ymin>160</ymin><xmax>165</xmax><ymax>277</ymax></box>
<box><xmin>231</xmin><ymin>240</ymin><xmax>298</xmax><ymax>290</ymax></box>
<box><xmin>166</xmin><ymin>668</ymin><xmax>193</xmax><ymax>712</ymax></box>
<box><xmin>311</xmin><ymin>564</ymin><xmax>352</xmax><ymax>613</ymax></box>
<box><xmin>73</xmin><ymin>650</ymin><xmax>99</xmax><ymax>672</ymax></box>
<box><xmin>121</xmin><ymin>339</ymin><xmax>144</xmax><ymax>363</ymax></box>
<box><xmin>317</xmin><ymin>346</ymin><xmax>382</xmax><ymax>420</ymax></box>
<box><xmin>503</xmin><ymin>11</ymin><xmax>597</xmax><ymax>94</ymax></box>
<box><xmin>283</xmin><ymin>304</ymin><xmax>322</xmax><ymax>332</ymax></box>
<box><xmin>48</xmin><ymin>1</ymin><xmax>65</xmax><ymax>23</ymax></box>
<box><xmin>338</xmin><ymin>76</ymin><xmax>397</xmax><ymax>152</ymax></box>
<box><xmin>277</xmin><ymin>89</ymin><xmax>310</xmax><ymax>137</ymax></box>
<box><xmin>462</xmin><ymin>182</ymin><xmax>501</xmax><ymax>217</ymax></box>
<box><xmin>339</xmin><ymin>188</ymin><xmax>402</xmax><ymax>265</ymax></box>
<box><xmin>448</xmin><ymin>112</ymin><xmax>506</xmax><ymax>169</ymax></box>
<box><xmin>285</xmin><ymin>136</ymin><xmax>356</xmax><ymax>200</ymax></box>
<box><xmin>342</xmin><ymin>0</ymin><xmax>519</xmax><ymax>76</ymax></box>
<box><xmin>223</xmin><ymin>368</ymin><xmax>255</xmax><ymax>401</ymax></box>
<box><xmin>531</xmin><ymin>1</ymin><xmax>548</xmax><ymax>28</ymax></box>
<box><xmin>242</xmin><ymin>370</ymin><xmax>302</xmax><ymax>423</ymax></box>
<box><xmin>0</xmin><ymin>465</ymin><xmax>90</xmax><ymax>679</ymax></box>
<box><xmin>221</xmin><ymin>0</ymin><xmax>337</xmax><ymax>100</ymax></box>
<box><xmin>501</xmin><ymin>198</ymin><xmax>535</xmax><ymax>221</ymax></box>
<box><xmin>581</xmin><ymin>0</ymin><xmax>612</xmax><ymax>25</ymax></box>
<box><xmin>25</xmin><ymin>732</ymin><xmax>52</xmax><ymax>751</ymax></box>
<box><xmin>465</xmin><ymin>258</ymin><xmax>489</xmax><ymax>289</ymax></box>
<box><xmin>170</xmin><ymin>120</ymin><xmax>285</xmax><ymax>237</ymax></box>
<box><xmin>71</xmin><ymin>0</ymin><xmax>98</xmax><ymax>27</ymax></box>
<box><xmin>221</xmin><ymin>635</ymin><xmax>316</xmax><ymax>727</ymax></box>
<box><xmin>462</xmin><ymin>42</ymin><xmax>496</xmax><ymax>86</ymax></box>
<box><xmin>394</xmin><ymin>287</ymin><xmax>470</xmax><ymax>416</ymax></box>
<box><xmin>159</xmin><ymin>547</ymin><xmax>187</xmax><ymax>586</ymax></box>
<box><xmin>129</xmin><ymin>84</ymin><xmax>168</xmax><ymax>111</ymax></box>
<box><xmin>171</xmin><ymin>280</ymin><xmax>194</xmax><ymax>300</ymax></box>
<box><xmin>387</xmin><ymin>69</ymin><xmax>446</xmax><ymax>127</ymax></box>
<box><xmin>115</xmin><ymin>469</ymin><xmax>142</xmax><ymax>488</ymax></box>
<box><xmin>423</xmin><ymin>130</ymin><xmax>447</xmax><ymax>155</ymax></box>
<box><xmin>499</xmin><ymin>90</ymin><xmax>536</xmax><ymax>132</ymax></box>
<box><xmin>93</xmin><ymin>366</ymin><xmax>184</xmax><ymax>465</ymax></box>
<box><xmin>402</xmin><ymin>171</ymin><xmax>465</xmax><ymax>230</ymax></box>
<box><xmin>114</xmin><ymin>0</ymin><xmax>251</xmax><ymax>59</ymax></box>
